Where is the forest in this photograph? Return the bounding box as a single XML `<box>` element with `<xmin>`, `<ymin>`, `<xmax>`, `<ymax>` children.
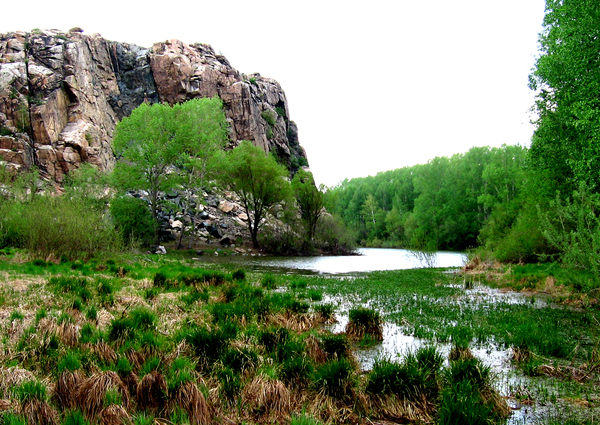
<box><xmin>325</xmin><ymin>0</ymin><xmax>600</xmax><ymax>274</ymax></box>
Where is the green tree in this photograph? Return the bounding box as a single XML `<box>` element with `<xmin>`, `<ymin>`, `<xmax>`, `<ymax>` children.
<box><xmin>112</xmin><ymin>102</ymin><xmax>182</xmax><ymax>243</ymax></box>
<box><xmin>529</xmin><ymin>0</ymin><xmax>600</xmax><ymax>192</ymax></box>
<box><xmin>222</xmin><ymin>141</ymin><xmax>292</xmax><ymax>249</ymax></box>
<box><xmin>291</xmin><ymin>169</ymin><xmax>323</xmax><ymax>243</ymax></box>
<box><xmin>173</xmin><ymin>98</ymin><xmax>228</xmax><ymax>249</ymax></box>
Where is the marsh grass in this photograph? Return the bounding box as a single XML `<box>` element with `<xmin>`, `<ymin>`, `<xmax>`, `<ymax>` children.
<box><xmin>0</xmin><ymin>253</ymin><xmax>598</xmax><ymax>424</ymax></box>
<box><xmin>346</xmin><ymin>307</ymin><xmax>383</xmax><ymax>341</ymax></box>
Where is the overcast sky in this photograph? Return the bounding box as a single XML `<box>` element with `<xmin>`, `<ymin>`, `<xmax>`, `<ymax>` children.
<box><xmin>1</xmin><ymin>0</ymin><xmax>547</xmax><ymax>186</ymax></box>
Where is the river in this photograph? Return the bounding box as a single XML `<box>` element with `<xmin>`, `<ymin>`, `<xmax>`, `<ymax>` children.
<box><xmin>194</xmin><ymin>247</ymin><xmax>467</xmax><ymax>274</ymax></box>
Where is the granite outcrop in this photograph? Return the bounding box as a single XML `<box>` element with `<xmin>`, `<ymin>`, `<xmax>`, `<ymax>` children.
<box><xmin>0</xmin><ymin>28</ymin><xmax>307</xmax><ymax>182</ymax></box>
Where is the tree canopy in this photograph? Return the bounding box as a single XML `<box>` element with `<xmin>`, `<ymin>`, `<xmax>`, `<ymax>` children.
<box><xmin>111</xmin><ymin>98</ymin><xmax>227</xmax><ymax>244</ymax></box>
<box><xmin>222</xmin><ymin>141</ymin><xmax>292</xmax><ymax>249</ymax></box>
<box><xmin>529</xmin><ymin>0</ymin><xmax>600</xmax><ymax>193</ymax></box>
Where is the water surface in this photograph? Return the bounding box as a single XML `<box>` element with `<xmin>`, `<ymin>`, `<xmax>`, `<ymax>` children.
<box><xmin>197</xmin><ymin>247</ymin><xmax>467</xmax><ymax>275</ymax></box>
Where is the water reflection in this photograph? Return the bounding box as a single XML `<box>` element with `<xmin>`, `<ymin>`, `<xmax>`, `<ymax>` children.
<box><xmin>195</xmin><ymin>247</ymin><xmax>467</xmax><ymax>275</ymax></box>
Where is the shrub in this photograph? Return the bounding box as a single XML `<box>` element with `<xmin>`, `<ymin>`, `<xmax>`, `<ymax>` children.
<box><xmin>110</xmin><ymin>195</ymin><xmax>156</xmax><ymax>247</ymax></box>
<box><xmin>261</xmin><ymin>110</ymin><xmax>277</xmax><ymax>126</ymax></box>
<box><xmin>232</xmin><ymin>269</ymin><xmax>246</xmax><ymax>281</ymax></box>
<box><xmin>8</xmin><ymin>194</ymin><xmax>120</xmax><ymax>261</ymax></box>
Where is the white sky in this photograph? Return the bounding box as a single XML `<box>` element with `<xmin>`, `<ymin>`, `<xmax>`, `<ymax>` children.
<box><xmin>1</xmin><ymin>0</ymin><xmax>546</xmax><ymax>187</ymax></box>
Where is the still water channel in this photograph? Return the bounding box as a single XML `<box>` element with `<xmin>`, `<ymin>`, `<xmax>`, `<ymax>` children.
<box><xmin>195</xmin><ymin>247</ymin><xmax>467</xmax><ymax>275</ymax></box>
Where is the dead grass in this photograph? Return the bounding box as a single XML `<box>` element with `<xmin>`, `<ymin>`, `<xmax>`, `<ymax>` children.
<box><xmin>304</xmin><ymin>334</ymin><xmax>327</xmax><ymax>365</ymax></box>
<box><xmin>368</xmin><ymin>394</ymin><xmax>432</xmax><ymax>424</ymax></box>
<box><xmin>100</xmin><ymin>404</ymin><xmax>132</xmax><ymax>425</ymax></box>
<box><xmin>0</xmin><ymin>366</ymin><xmax>35</xmax><ymax>395</ymax></box>
<box><xmin>20</xmin><ymin>398</ymin><xmax>59</xmax><ymax>425</ymax></box>
<box><xmin>242</xmin><ymin>374</ymin><xmax>291</xmax><ymax>422</ymax></box>
<box><xmin>136</xmin><ymin>371</ymin><xmax>167</xmax><ymax>412</ymax></box>
<box><xmin>171</xmin><ymin>381</ymin><xmax>210</xmax><ymax>425</ymax></box>
<box><xmin>56</xmin><ymin>322</ymin><xmax>79</xmax><ymax>347</ymax></box>
<box><xmin>76</xmin><ymin>371</ymin><xmax>130</xmax><ymax>420</ymax></box>
<box><xmin>53</xmin><ymin>370</ymin><xmax>83</xmax><ymax>410</ymax></box>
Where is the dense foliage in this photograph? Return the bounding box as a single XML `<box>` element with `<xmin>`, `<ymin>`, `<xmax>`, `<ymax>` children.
<box><xmin>324</xmin><ymin>145</ymin><xmax>527</xmax><ymax>252</ymax></box>
<box><xmin>327</xmin><ymin>0</ymin><xmax>600</xmax><ymax>269</ymax></box>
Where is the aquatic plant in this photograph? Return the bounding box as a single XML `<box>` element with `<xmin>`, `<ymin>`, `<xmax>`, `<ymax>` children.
<box><xmin>345</xmin><ymin>307</ymin><xmax>383</xmax><ymax>341</ymax></box>
<box><xmin>310</xmin><ymin>358</ymin><xmax>356</xmax><ymax>400</ymax></box>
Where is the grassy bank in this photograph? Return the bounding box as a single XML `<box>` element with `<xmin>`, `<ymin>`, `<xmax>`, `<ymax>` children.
<box><xmin>0</xmin><ymin>250</ymin><xmax>597</xmax><ymax>424</ymax></box>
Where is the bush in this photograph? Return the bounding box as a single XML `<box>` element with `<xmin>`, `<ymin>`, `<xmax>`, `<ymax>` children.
<box><xmin>2</xmin><ymin>194</ymin><xmax>121</xmax><ymax>261</ymax></box>
<box><xmin>314</xmin><ymin>214</ymin><xmax>357</xmax><ymax>255</ymax></box>
<box><xmin>110</xmin><ymin>195</ymin><xmax>156</xmax><ymax>247</ymax></box>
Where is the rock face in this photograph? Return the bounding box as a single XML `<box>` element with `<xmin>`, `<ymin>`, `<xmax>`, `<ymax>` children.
<box><xmin>0</xmin><ymin>29</ymin><xmax>308</xmax><ymax>182</ymax></box>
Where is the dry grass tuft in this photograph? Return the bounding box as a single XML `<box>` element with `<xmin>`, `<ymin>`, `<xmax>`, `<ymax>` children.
<box><xmin>99</xmin><ymin>404</ymin><xmax>132</xmax><ymax>425</ymax></box>
<box><xmin>242</xmin><ymin>374</ymin><xmax>291</xmax><ymax>422</ymax></box>
<box><xmin>0</xmin><ymin>366</ymin><xmax>35</xmax><ymax>395</ymax></box>
<box><xmin>125</xmin><ymin>349</ymin><xmax>146</xmax><ymax>374</ymax></box>
<box><xmin>76</xmin><ymin>371</ymin><xmax>130</xmax><ymax>420</ymax></box>
<box><xmin>368</xmin><ymin>394</ymin><xmax>432</xmax><ymax>423</ymax></box>
<box><xmin>21</xmin><ymin>398</ymin><xmax>59</xmax><ymax>425</ymax></box>
<box><xmin>307</xmin><ymin>392</ymin><xmax>362</xmax><ymax>424</ymax></box>
<box><xmin>136</xmin><ymin>371</ymin><xmax>167</xmax><ymax>412</ymax></box>
<box><xmin>37</xmin><ymin>318</ymin><xmax>58</xmax><ymax>338</ymax></box>
<box><xmin>448</xmin><ymin>346</ymin><xmax>474</xmax><ymax>362</ymax></box>
<box><xmin>0</xmin><ymin>399</ymin><xmax>14</xmax><ymax>413</ymax></box>
<box><xmin>172</xmin><ymin>381</ymin><xmax>210</xmax><ymax>425</ymax></box>
<box><xmin>268</xmin><ymin>312</ymin><xmax>316</xmax><ymax>332</ymax></box>
<box><xmin>511</xmin><ymin>345</ymin><xmax>531</xmax><ymax>363</ymax></box>
<box><xmin>304</xmin><ymin>334</ymin><xmax>327</xmax><ymax>365</ymax></box>
<box><xmin>53</xmin><ymin>370</ymin><xmax>83</xmax><ymax>410</ymax></box>
<box><xmin>92</xmin><ymin>342</ymin><xmax>118</xmax><ymax>365</ymax></box>
<box><xmin>56</xmin><ymin>322</ymin><xmax>79</xmax><ymax>347</ymax></box>
<box><xmin>164</xmin><ymin>341</ymin><xmax>194</xmax><ymax>365</ymax></box>
<box><xmin>119</xmin><ymin>372</ymin><xmax>139</xmax><ymax>399</ymax></box>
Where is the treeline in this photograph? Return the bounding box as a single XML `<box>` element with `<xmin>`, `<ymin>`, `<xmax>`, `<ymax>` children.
<box><xmin>326</xmin><ymin>0</ymin><xmax>600</xmax><ymax>271</ymax></box>
<box><xmin>323</xmin><ymin>144</ymin><xmax>528</xmax><ymax>254</ymax></box>
<box><xmin>0</xmin><ymin>98</ymin><xmax>354</xmax><ymax>261</ymax></box>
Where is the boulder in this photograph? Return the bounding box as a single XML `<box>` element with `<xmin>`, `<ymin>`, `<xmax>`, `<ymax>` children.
<box><xmin>218</xmin><ymin>200</ymin><xmax>237</xmax><ymax>214</ymax></box>
<box><xmin>205</xmin><ymin>225</ymin><xmax>222</xmax><ymax>239</ymax></box>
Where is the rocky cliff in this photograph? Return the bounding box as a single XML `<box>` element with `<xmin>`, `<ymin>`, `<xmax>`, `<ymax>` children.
<box><xmin>0</xmin><ymin>28</ymin><xmax>307</xmax><ymax>182</ymax></box>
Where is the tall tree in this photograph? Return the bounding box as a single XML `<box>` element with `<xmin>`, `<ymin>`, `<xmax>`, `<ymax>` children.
<box><xmin>173</xmin><ymin>98</ymin><xmax>228</xmax><ymax>248</ymax></box>
<box><xmin>291</xmin><ymin>169</ymin><xmax>323</xmax><ymax>242</ymax></box>
<box><xmin>112</xmin><ymin>102</ymin><xmax>182</xmax><ymax>243</ymax></box>
<box><xmin>222</xmin><ymin>141</ymin><xmax>292</xmax><ymax>249</ymax></box>
<box><xmin>529</xmin><ymin>0</ymin><xmax>600</xmax><ymax>192</ymax></box>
